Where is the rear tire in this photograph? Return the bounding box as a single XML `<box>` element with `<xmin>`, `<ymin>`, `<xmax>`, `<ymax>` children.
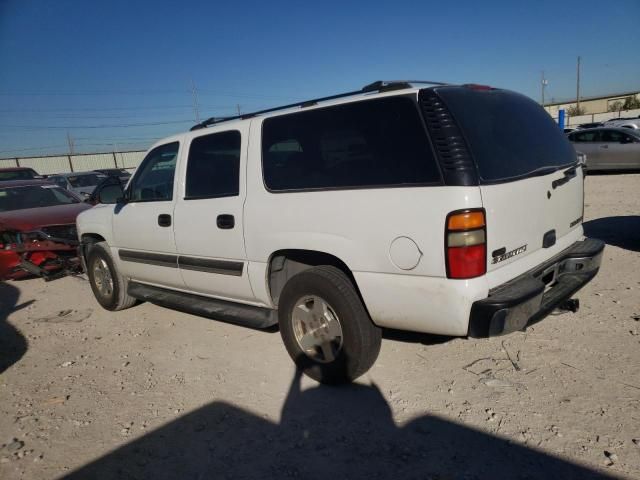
<box><xmin>86</xmin><ymin>242</ymin><xmax>137</xmax><ymax>311</ymax></box>
<box><xmin>278</xmin><ymin>265</ymin><xmax>382</xmax><ymax>384</ymax></box>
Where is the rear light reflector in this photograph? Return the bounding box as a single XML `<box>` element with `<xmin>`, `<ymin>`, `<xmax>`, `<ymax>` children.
<box><xmin>446</xmin><ymin>209</ymin><xmax>486</xmax><ymax>279</ymax></box>
<box><xmin>447</xmin><ymin>245</ymin><xmax>486</xmax><ymax>278</ymax></box>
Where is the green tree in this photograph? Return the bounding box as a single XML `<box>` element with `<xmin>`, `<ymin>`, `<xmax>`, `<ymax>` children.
<box><xmin>566</xmin><ymin>105</ymin><xmax>586</xmax><ymax>116</ymax></box>
<box><xmin>608</xmin><ymin>101</ymin><xmax>624</xmax><ymax>113</ymax></box>
<box><xmin>622</xmin><ymin>96</ymin><xmax>640</xmax><ymax>110</ymax></box>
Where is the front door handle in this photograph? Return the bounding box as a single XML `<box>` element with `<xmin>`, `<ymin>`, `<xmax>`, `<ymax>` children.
<box><xmin>217</xmin><ymin>214</ymin><xmax>235</xmax><ymax>229</ymax></box>
<box><xmin>158</xmin><ymin>214</ymin><xmax>172</xmax><ymax>227</ymax></box>
<box><xmin>600</xmin><ymin>145</ymin><xmax>609</xmax><ymax>149</ymax></box>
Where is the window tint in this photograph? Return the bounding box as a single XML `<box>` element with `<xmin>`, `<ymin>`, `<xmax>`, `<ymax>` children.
<box><xmin>0</xmin><ymin>169</ymin><xmax>37</xmax><ymax>181</ymax></box>
<box><xmin>129</xmin><ymin>142</ymin><xmax>179</xmax><ymax>202</ymax></box>
<box><xmin>67</xmin><ymin>173</ymin><xmax>107</xmax><ymax>188</ymax></box>
<box><xmin>51</xmin><ymin>177</ymin><xmax>68</xmax><ymax>188</ymax></box>
<box><xmin>436</xmin><ymin>87</ymin><xmax>577</xmax><ymax>182</ymax></box>
<box><xmin>186</xmin><ymin>131</ymin><xmax>240</xmax><ymax>199</ymax></box>
<box><xmin>570</xmin><ymin>131</ymin><xmax>601</xmax><ymax>142</ymax></box>
<box><xmin>601</xmin><ymin>130</ymin><xmax>629</xmax><ymax>143</ymax></box>
<box><xmin>262</xmin><ymin>96</ymin><xmax>440</xmax><ymax>191</ymax></box>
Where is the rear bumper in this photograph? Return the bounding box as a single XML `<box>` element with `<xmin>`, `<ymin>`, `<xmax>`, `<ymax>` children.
<box><xmin>468</xmin><ymin>238</ymin><xmax>604</xmax><ymax>337</ymax></box>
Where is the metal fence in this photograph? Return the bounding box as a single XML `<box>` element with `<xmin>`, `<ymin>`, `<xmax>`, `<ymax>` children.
<box><xmin>1</xmin><ymin>150</ymin><xmax>146</xmax><ymax>175</ymax></box>
<box><xmin>554</xmin><ymin>108</ymin><xmax>640</xmax><ymax>127</ymax></box>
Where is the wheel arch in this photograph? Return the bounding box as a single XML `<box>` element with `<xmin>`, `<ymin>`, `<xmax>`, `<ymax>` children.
<box><xmin>267</xmin><ymin>249</ymin><xmax>363</xmax><ymax>307</ymax></box>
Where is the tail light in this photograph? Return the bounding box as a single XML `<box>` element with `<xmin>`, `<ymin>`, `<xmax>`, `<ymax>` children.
<box><xmin>446</xmin><ymin>209</ymin><xmax>486</xmax><ymax>279</ymax></box>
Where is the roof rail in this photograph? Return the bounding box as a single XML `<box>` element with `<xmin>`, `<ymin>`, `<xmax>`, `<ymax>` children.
<box><xmin>190</xmin><ymin>80</ymin><xmax>450</xmax><ymax>131</ymax></box>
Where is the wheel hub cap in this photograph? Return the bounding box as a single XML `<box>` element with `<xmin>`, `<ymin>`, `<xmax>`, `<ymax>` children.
<box><xmin>92</xmin><ymin>258</ymin><xmax>113</xmax><ymax>298</ymax></box>
<box><xmin>291</xmin><ymin>295</ymin><xmax>343</xmax><ymax>363</ymax></box>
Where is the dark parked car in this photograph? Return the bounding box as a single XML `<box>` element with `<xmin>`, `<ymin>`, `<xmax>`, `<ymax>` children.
<box><xmin>0</xmin><ymin>167</ymin><xmax>42</xmax><ymax>182</ymax></box>
<box><xmin>0</xmin><ymin>180</ymin><xmax>91</xmax><ymax>280</ymax></box>
<box><xmin>576</xmin><ymin>122</ymin><xmax>605</xmax><ymax>129</ymax></box>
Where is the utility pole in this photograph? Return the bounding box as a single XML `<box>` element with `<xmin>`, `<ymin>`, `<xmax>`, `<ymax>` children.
<box><xmin>236</xmin><ymin>104</ymin><xmax>241</xmax><ymax>116</ymax></box>
<box><xmin>541</xmin><ymin>71</ymin><xmax>548</xmax><ymax>107</ymax></box>
<box><xmin>190</xmin><ymin>78</ymin><xmax>201</xmax><ymax>123</ymax></box>
<box><xmin>66</xmin><ymin>131</ymin><xmax>75</xmax><ymax>155</ymax></box>
<box><xmin>576</xmin><ymin>56</ymin><xmax>581</xmax><ymax>112</ymax></box>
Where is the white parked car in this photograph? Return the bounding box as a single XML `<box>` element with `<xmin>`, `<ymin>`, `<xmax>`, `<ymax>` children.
<box><xmin>604</xmin><ymin>117</ymin><xmax>640</xmax><ymax>129</ymax></box>
<box><xmin>77</xmin><ymin>81</ymin><xmax>604</xmax><ymax>384</ymax></box>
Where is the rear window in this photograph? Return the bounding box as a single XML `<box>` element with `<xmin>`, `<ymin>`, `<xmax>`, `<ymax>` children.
<box><xmin>436</xmin><ymin>87</ymin><xmax>577</xmax><ymax>182</ymax></box>
<box><xmin>67</xmin><ymin>173</ymin><xmax>107</xmax><ymax>187</ymax></box>
<box><xmin>0</xmin><ymin>169</ymin><xmax>37</xmax><ymax>181</ymax></box>
<box><xmin>262</xmin><ymin>96</ymin><xmax>441</xmax><ymax>191</ymax></box>
<box><xmin>0</xmin><ymin>185</ymin><xmax>79</xmax><ymax>212</ymax></box>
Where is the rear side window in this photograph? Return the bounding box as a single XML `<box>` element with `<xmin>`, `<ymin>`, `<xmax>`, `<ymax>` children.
<box><xmin>185</xmin><ymin>131</ymin><xmax>240</xmax><ymax>199</ymax></box>
<box><xmin>262</xmin><ymin>96</ymin><xmax>441</xmax><ymax>191</ymax></box>
<box><xmin>436</xmin><ymin>87</ymin><xmax>577</xmax><ymax>182</ymax></box>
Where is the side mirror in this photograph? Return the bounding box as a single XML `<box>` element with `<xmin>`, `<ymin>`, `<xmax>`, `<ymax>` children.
<box><xmin>620</xmin><ymin>137</ymin><xmax>633</xmax><ymax>144</ymax></box>
<box><xmin>92</xmin><ymin>178</ymin><xmax>125</xmax><ymax>205</ymax></box>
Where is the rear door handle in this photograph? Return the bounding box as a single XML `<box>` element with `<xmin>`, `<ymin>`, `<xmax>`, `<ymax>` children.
<box><xmin>217</xmin><ymin>214</ymin><xmax>235</xmax><ymax>229</ymax></box>
<box><xmin>600</xmin><ymin>145</ymin><xmax>609</xmax><ymax>149</ymax></box>
<box><xmin>158</xmin><ymin>214</ymin><xmax>172</xmax><ymax>227</ymax></box>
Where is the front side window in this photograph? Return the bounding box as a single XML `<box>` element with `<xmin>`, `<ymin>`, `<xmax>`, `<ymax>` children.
<box><xmin>185</xmin><ymin>131</ymin><xmax>240</xmax><ymax>199</ymax></box>
<box><xmin>262</xmin><ymin>96</ymin><xmax>441</xmax><ymax>191</ymax></box>
<box><xmin>600</xmin><ymin>130</ymin><xmax>632</xmax><ymax>143</ymax></box>
<box><xmin>129</xmin><ymin>142</ymin><xmax>179</xmax><ymax>202</ymax></box>
<box><xmin>571</xmin><ymin>131</ymin><xmax>601</xmax><ymax>142</ymax></box>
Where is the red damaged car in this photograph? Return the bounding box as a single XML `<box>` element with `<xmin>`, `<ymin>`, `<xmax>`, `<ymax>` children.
<box><xmin>0</xmin><ymin>180</ymin><xmax>91</xmax><ymax>280</ymax></box>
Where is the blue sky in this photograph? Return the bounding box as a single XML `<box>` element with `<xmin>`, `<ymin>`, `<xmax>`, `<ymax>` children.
<box><xmin>0</xmin><ymin>0</ymin><xmax>639</xmax><ymax>158</ymax></box>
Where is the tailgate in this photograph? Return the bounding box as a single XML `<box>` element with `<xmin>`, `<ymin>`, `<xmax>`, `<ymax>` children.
<box><xmin>481</xmin><ymin>166</ymin><xmax>583</xmax><ymax>272</ymax></box>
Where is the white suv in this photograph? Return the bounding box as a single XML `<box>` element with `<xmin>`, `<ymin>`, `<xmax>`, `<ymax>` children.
<box><xmin>77</xmin><ymin>81</ymin><xmax>604</xmax><ymax>384</ymax></box>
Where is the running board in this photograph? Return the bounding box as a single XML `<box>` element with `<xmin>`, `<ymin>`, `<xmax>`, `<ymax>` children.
<box><xmin>127</xmin><ymin>282</ymin><xmax>278</xmax><ymax>330</ymax></box>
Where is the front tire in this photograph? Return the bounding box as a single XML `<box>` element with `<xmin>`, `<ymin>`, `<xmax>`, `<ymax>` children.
<box><xmin>278</xmin><ymin>265</ymin><xmax>382</xmax><ymax>384</ymax></box>
<box><xmin>86</xmin><ymin>242</ymin><xmax>137</xmax><ymax>311</ymax></box>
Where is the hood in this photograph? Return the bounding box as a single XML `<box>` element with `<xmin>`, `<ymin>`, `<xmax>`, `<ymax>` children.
<box><xmin>0</xmin><ymin>203</ymin><xmax>91</xmax><ymax>232</ymax></box>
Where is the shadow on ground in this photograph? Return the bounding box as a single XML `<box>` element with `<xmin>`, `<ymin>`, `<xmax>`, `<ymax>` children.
<box><xmin>0</xmin><ymin>282</ymin><xmax>30</xmax><ymax>374</ymax></box>
<box><xmin>64</xmin><ymin>369</ymin><xmax>615</xmax><ymax>480</ymax></box>
<box><xmin>583</xmin><ymin>216</ymin><xmax>640</xmax><ymax>252</ymax></box>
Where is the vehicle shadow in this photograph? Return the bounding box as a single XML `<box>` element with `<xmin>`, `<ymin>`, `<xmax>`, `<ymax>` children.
<box><xmin>0</xmin><ymin>282</ymin><xmax>31</xmax><ymax>374</ymax></box>
<box><xmin>63</xmin><ymin>367</ymin><xmax>615</xmax><ymax>480</ymax></box>
<box><xmin>583</xmin><ymin>216</ymin><xmax>640</xmax><ymax>252</ymax></box>
<box><xmin>383</xmin><ymin>328</ymin><xmax>453</xmax><ymax>345</ymax></box>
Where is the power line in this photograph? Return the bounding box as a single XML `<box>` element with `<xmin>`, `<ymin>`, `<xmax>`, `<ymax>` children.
<box><xmin>0</xmin><ymin>120</ymin><xmax>193</xmax><ymax>129</ymax></box>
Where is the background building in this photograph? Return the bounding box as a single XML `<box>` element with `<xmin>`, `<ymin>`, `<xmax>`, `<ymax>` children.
<box><xmin>544</xmin><ymin>90</ymin><xmax>640</xmax><ymax>117</ymax></box>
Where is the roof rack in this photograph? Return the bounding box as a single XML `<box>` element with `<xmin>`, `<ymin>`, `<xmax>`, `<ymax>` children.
<box><xmin>190</xmin><ymin>80</ymin><xmax>450</xmax><ymax>131</ymax></box>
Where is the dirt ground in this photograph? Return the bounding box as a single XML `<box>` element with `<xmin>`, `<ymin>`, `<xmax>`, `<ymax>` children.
<box><xmin>1</xmin><ymin>173</ymin><xmax>639</xmax><ymax>480</ymax></box>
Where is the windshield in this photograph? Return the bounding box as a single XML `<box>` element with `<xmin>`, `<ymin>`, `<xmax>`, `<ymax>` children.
<box><xmin>435</xmin><ymin>87</ymin><xmax>577</xmax><ymax>183</ymax></box>
<box><xmin>67</xmin><ymin>173</ymin><xmax>106</xmax><ymax>188</ymax></box>
<box><xmin>0</xmin><ymin>185</ymin><xmax>80</xmax><ymax>212</ymax></box>
<box><xmin>0</xmin><ymin>169</ymin><xmax>37</xmax><ymax>181</ymax></box>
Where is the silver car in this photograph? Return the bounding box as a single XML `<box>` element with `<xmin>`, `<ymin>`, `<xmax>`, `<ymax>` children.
<box><xmin>48</xmin><ymin>171</ymin><xmax>109</xmax><ymax>198</ymax></box>
<box><xmin>567</xmin><ymin>127</ymin><xmax>640</xmax><ymax>171</ymax></box>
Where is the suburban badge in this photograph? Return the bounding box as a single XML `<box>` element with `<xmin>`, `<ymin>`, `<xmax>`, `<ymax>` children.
<box><xmin>491</xmin><ymin>245</ymin><xmax>527</xmax><ymax>264</ymax></box>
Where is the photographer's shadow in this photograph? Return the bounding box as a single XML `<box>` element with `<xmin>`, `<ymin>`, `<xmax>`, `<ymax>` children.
<box><xmin>0</xmin><ymin>282</ymin><xmax>30</xmax><ymax>374</ymax></box>
<box><xmin>64</xmin><ymin>366</ymin><xmax>614</xmax><ymax>480</ymax></box>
